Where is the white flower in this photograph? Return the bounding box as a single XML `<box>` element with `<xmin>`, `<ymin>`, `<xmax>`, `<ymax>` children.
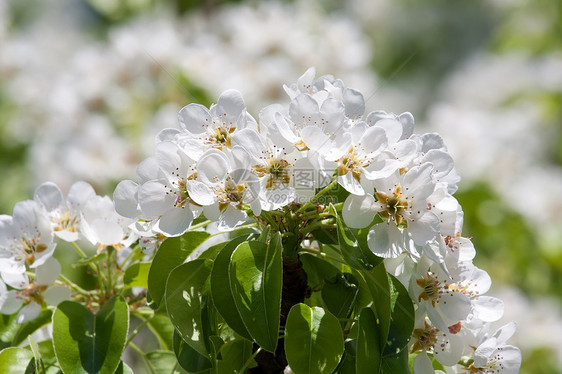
<box><xmin>133</xmin><ymin>141</ymin><xmax>204</xmax><ymax>237</ymax></box>
<box><xmin>175</xmin><ymin>89</ymin><xmax>258</xmax><ymax>160</ymax></box>
<box><xmin>0</xmin><ymin>201</ymin><xmax>55</xmax><ymax>275</ymax></box>
<box><xmin>80</xmin><ymin>195</ymin><xmax>134</xmax><ymax>250</ymax></box>
<box><xmin>187</xmin><ymin>149</ymin><xmax>260</xmax><ymax>231</ymax></box>
<box><xmin>0</xmin><ymin>258</ymin><xmax>70</xmax><ymax>323</ymax></box>
<box><xmin>33</xmin><ymin>181</ymin><xmax>96</xmax><ymax>242</ymax></box>
<box><xmin>467</xmin><ymin>323</ymin><xmax>522</xmax><ymax>374</ymax></box>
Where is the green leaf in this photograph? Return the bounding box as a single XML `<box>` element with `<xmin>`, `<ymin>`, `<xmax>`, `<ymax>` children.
<box><xmin>210</xmin><ymin>236</ymin><xmax>252</xmax><ymax>340</ymax></box>
<box><xmin>299</xmin><ymin>253</ymin><xmax>340</xmax><ymax>291</ymax></box>
<box><xmin>52</xmin><ymin>296</ymin><xmax>129</xmax><ymax>374</ymax></box>
<box><xmin>381</xmin><ymin>349</ymin><xmax>410</xmax><ymax>374</ymax></box>
<box><xmin>331</xmin><ymin>205</ymin><xmax>382</xmax><ymax>270</ymax></box>
<box><xmin>384</xmin><ymin>275</ymin><xmax>414</xmax><ymax>356</ymax></box>
<box><xmin>285</xmin><ymin>304</ymin><xmax>344</xmax><ymax>374</ymax></box>
<box><xmin>148</xmin><ymin>231</ymin><xmax>211</xmax><ymax>308</ymax></box>
<box><xmin>356</xmin><ymin>308</ymin><xmax>382</xmax><ymax>373</ymax></box>
<box><xmin>355</xmin><ymin>264</ymin><xmax>391</xmax><ymax>349</ymax></box>
<box><xmin>229</xmin><ymin>236</ymin><xmax>283</xmax><ymax>352</ymax></box>
<box><xmin>74</xmin><ymin>252</ymin><xmax>105</xmax><ymax>267</ymax></box>
<box><xmin>165</xmin><ymin>259</ymin><xmax>213</xmax><ymax>357</ymax></box>
<box><xmin>147</xmin><ymin>312</ymin><xmax>175</xmax><ymax>351</ymax></box>
<box><xmin>216</xmin><ymin>339</ymin><xmax>254</xmax><ymax>374</ymax></box>
<box><xmin>321</xmin><ymin>273</ymin><xmax>358</xmax><ymax>320</ymax></box>
<box><xmin>0</xmin><ymin>347</ymin><xmax>34</xmax><ymax>373</ymax></box>
<box><xmin>12</xmin><ymin>310</ymin><xmax>53</xmax><ymax>346</ymax></box>
<box><xmin>145</xmin><ymin>351</ymin><xmax>190</xmax><ymax>374</ymax></box>
<box><xmin>114</xmin><ymin>361</ymin><xmax>134</xmax><ymax>374</ymax></box>
<box><xmin>173</xmin><ymin>330</ymin><xmax>212</xmax><ymax>373</ymax></box>
<box><xmin>333</xmin><ymin>340</ymin><xmax>357</xmax><ymax>374</ymax></box>
<box><xmin>0</xmin><ymin>314</ymin><xmax>19</xmax><ymax>350</ymax></box>
<box><xmin>123</xmin><ymin>262</ymin><xmax>151</xmax><ymax>289</ymax></box>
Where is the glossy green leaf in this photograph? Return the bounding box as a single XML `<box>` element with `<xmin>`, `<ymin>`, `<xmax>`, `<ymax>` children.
<box><xmin>229</xmin><ymin>236</ymin><xmax>283</xmax><ymax>352</ymax></box>
<box><xmin>165</xmin><ymin>259</ymin><xmax>213</xmax><ymax>357</ymax></box>
<box><xmin>210</xmin><ymin>236</ymin><xmax>252</xmax><ymax>340</ymax></box>
<box><xmin>0</xmin><ymin>314</ymin><xmax>19</xmax><ymax>350</ymax></box>
<box><xmin>321</xmin><ymin>273</ymin><xmax>358</xmax><ymax>319</ymax></box>
<box><xmin>124</xmin><ymin>262</ymin><xmax>151</xmax><ymax>289</ymax></box>
<box><xmin>115</xmin><ymin>361</ymin><xmax>134</xmax><ymax>374</ymax></box>
<box><xmin>145</xmin><ymin>351</ymin><xmax>190</xmax><ymax>374</ymax></box>
<box><xmin>173</xmin><ymin>330</ymin><xmax>212</xmax><ymax>373</ymax></box>
<box><xmin>216</xmin><ymin>339</ymin><xmax>254</xmax><ymax>374</ymax></box>
<box><xmin>285</xmin><ymin>304</ymin><xmax>344</xmax><ymax>374</ymax></box>
<box><xmin>333</xmin><ymin>339</ymin><xmax>357</xmax><ymax>374</ymax></box>
<box><xmin>147</xmin><ymin>312</ymin><xmax>175</xmax><ymax>350</ymax></box>
<box><xmin>331</xmin><ymin>205</ymin><xmax>382</xmax><ymax>270</ymax></box>
<box><xmin>356</xmin><ymin>263</ymin><xmax>391</xmax><ymax>349</ymax></box>
<box><xmin>52</xmin><ymin>296</ymin><xmax>129</xmax><ymax>374</ymax></box>
<box><xmin>356</xmin><ymin>308</ymin><xmax>382</xmax><ymax>373</ymax></box>
<box><xmin>381</xmin><ymin>349</ymin><xmax>410</xmax><ymax>374</ymax></box>
<box><xmin>12</xmin><ymin>310</ymin><xmax>52</xmax><ymax>346</ymax></box>
<box><xmin>148</xmin><ymin>231</ymin><xmax>211</xmax><ymax>308</ymax></box>
<box><xmin>384</xmin><ymin>274</ymin><xmax>414</xmax><ymax>356</ymax></box>
<box><xmin>0</xmin><ymin>347</ymin><xmax>34</xmax><ymax>373</ymax></box>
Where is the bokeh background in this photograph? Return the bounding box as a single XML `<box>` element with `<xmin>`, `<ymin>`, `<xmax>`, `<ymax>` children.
<box><xmin>1</xmin><ymin>0</ymin><xmax>561</xmax><ymax>372</ymax></box>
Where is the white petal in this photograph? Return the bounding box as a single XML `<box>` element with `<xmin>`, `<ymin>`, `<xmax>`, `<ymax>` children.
<box><xmin>215</xmin><ymin>89</ymin><xmax>245</xmax><ymax>123</ymax></box>
<box><xmin>407</xmin><ymin>212</ymin><xmax>439</xmax><ymax>246</ymax></box>
<box><xmin>437</xmin><ymin>291</ymin><xmax>471</xmax><ymax>326</ymax></box>
<box><xmin>300</xmin><ymin>126</ymin><xmax>332</xmax><ymax>155</ymax></box>
<box><xmin>178</xmin><ymin>104</ymin><xmax>211</xmax><ymax>134</ymax></box>
<box><xmin>203</xmin><ymin>204</ymin><xmax>221</xmax><ymax>222</ymax></box>
<box><xmin>43</xmin><ymin>286</ymin><xmax>71</xmax><ymax>306</ymax></box>
<box><xmin>34</xmin><ymin>182</ymin><xmax>63</xmax><ymax>212</ymax></box>
<box><xmin>186</xmin><ymin>181</ymin><xmax>216</xmax><ymax>206</ymax></box>
<box><xmin>373</xmin><ymin>118</ymin><xmax>403</xmax><ymax>145</ymax></box>
<box><xmin>91</xmin><ymin>220</ymin><xmax>125</xmax><ymax>246</ymax></box>
<box><xmin>197</xmin><ymin>150</ymin><xmax>230</xmax><ymax>185</ymax></box>
<box><xmin>413</xmin><ymin>351</ymin><xmax>434</xmax><ymax>374</ymax></box>
<box><xmin>367</xmin><ymin>223</ymin><xmax>404</xmax><ymax>258</ymax></box>
<box><xmin>337</xmin><ymin>173</ymin><xmax>364</xmax><ymax>196</ymax></box>
<box><xmin>434</xmin><ymin>333</ymin><xmax>465</xmax><ymax>366</ymax></box>
<box><xmin>138</xmin><ymin>180</ymin><xmax>175</xmax><ymax>217</ymax></box>
<box><xmin>217</xmin><ymin>206</ymin><xmax>247</xmax><ymax>231</ymax></box>
<box><xmin>0</xmin><ymin>290</ymin><xmax>23</xmax><ymax>314</ymax></box>
<box><xmin>343</xmin><ymin>88</ymin><xmax>365</xmax><ymax>120</ymax></box>
<box><xmin>472</xmin><ymin>296</ymin><xmax>504</xmax><ymax>322</ymax></box>
<box><xmin>156</xmin><ymin>207</ymin><xmax>194</xmax><ymax>237</ymax></box>
<box><xmin>67</xmin><ymin>181</ymin><xmax>97</xmax><ymax>207</ymax></box>
<box><xmin>36</xmin><ymin>257</ymin><xmax>61</xmax><ymax>286</ymax></box>
<box><xmin>17</xmin><ymin>302</ymin><xmax>41</xmax><ymax>323</ymax></box>
<box><xmin>1</xmin><ymin>272</ymin><xmax>29</xmax><ymax>289</ymax></box>
<box><xmin>342</xmin><ymin>194</ymin><xmax>377</xmax><ymax>229</ymax></box>
<box><xmin>404</xmin><ymin>164</ymin><xmax>435</xmax><ymax>200</ymax></box>
<box><xmin>231</xmin><ymin>128</ymin><xmax>265</xmax><ymax>161</ymax></box>
<box><xmin>360</xmin><ymin>126</ymin><xmax>387</xmax><ymax>155</ymax></box>
<box><xmin>113</xmin><ymin>180</ymin><xmax>140</xmax><ymax>218</ymax></box>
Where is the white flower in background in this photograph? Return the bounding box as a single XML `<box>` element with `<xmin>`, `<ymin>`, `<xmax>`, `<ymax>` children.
<box><xmin>0</xmin><ymin>257</ymin><xmax>70</xmax><ymax>323</ymax></box>
<box><xmin>33</xmin><ymin>181</ymin><xmax>96</xmax><ymax>242</ymax></box>
<box><xmin>0</xmin><ymin>200</ymin><xmax>55</xmax><ymax>275</ymax></box>
<box><xmin>174</xmin><ymin>89</ymin><xmax>258</xmax><ymax>160</ymax></box>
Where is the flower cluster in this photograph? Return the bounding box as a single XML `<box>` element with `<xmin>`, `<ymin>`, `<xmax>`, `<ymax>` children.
<box><xmin>0</xmin><ymin>68</ymin><xmax>520</xmax><ymax>373</ymax></box>
<box><xmin>112</xmin><ymin>67</ymin><xmax>520</xmax><ymax>372</ymax></box>
<box><xmin>0</xmin><ymin>181</ymin><xmax>134</xmax><ymax>322</ymax></box>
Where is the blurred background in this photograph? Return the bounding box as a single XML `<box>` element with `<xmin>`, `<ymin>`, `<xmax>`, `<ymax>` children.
<box><xmin>0</xmin><ymin>0</ymin><xmax>561</xmax><ymax>372</ymax></box>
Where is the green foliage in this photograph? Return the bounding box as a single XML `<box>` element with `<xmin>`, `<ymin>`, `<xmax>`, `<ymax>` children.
<box><xmin>52</xmin><ymin>296</ymin><xmax>129</xmax><ymax>374</ymax></box>
<box><xmin>284</xmin><ymin>304</ymin><xmax>344</xmax><ymax>374</ymax></box>
<box><xmin>0</xmin><ymin>347</ymin><xmax>34</xmax><ymax>373</ymax></box>
<box><xmin>148</xmin><ymin>231</ymin><xmax>211</xmax><ymax>308</ymax></box>
<box><xmin>228</xmin><ymin>236</ymin><xmax>283</xmax><ymax>353</ymax></box>
<box><xmin>165</xmin><ymin>259</ymin><xmax>214</xmax><ymax>358</ymax></box>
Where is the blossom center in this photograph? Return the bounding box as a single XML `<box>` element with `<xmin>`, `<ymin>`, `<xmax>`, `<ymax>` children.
<box><xmin>375</xmin><ymin>186</ymin><xmax>409</xmax><ymax>225</ymax></box>
<box><xmin>254</xmin><ymin>158</ymin><xmax>291</xmax><ymax>189</ymax></box>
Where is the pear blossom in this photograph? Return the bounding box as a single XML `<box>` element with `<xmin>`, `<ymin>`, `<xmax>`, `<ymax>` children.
<box><xmin>175</xmin><ymin>89</ymin><xmax>258</xmax><ymax>160</ymax></box>
<box><xmin>186</xmin><ymin>149</ymin><xmax>261</xmax><ymax>231</ymax></box>
<box><xmin>33</xmin><ymin>181</ymin><xmax>96</xmax><ymax>242</ymax></box>
<box><xmin>0</xmin><ymin>200</ymin><xmax>55</xmax><ymax>275</ymax></box>
<box><xmin>0</xmin><ymin>257</ymin><xmax>70</xmax><ymax>323</ymax></box>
